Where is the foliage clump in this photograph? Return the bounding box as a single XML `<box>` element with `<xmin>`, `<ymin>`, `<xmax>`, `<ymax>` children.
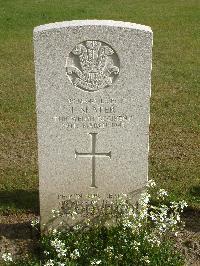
<box><xmin>2</xmin><ymin>181</ymin><xmax>187</xmax><ymax>266</ymax></box>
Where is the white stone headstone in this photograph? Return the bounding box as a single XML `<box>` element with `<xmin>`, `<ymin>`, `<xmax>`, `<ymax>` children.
<box><xmin>34</xmin><ymin>20</ymin><xmax>153</xmax><ymax>225</ymax></box>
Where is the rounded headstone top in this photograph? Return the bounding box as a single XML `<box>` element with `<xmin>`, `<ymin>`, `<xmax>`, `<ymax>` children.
<box><xmin>33</xmin><ymin>20</ymin><xmax>152</xmax><ymax>34</ymax></box>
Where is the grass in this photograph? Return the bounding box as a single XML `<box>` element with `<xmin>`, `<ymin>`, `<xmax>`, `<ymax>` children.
<box><xmin>0</xmin><ymin>0</ymin><xmax>199</xmax><ymax>214</ymax></box>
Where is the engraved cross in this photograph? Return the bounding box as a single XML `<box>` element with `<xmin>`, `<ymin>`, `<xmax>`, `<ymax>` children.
<box><xmin>75</xmin><ymin>133</ymin><xmax>111</xmax><ymax>188</ymax></box>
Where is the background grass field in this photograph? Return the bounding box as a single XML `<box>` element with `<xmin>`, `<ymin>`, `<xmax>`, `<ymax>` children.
<box><xmin>0</xmin><ymin>0</ymin><xmax>199</xmax><ymax>214</ymax></box>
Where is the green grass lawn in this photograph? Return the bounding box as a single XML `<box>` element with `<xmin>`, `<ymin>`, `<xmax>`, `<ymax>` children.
<box><xmin>0</xmin><ymin>0</ymin><xmax>199</xmax><ymax>213</ymax></box>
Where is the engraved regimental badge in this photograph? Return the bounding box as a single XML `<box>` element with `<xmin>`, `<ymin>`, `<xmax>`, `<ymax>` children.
<box><xmin>66</xmin><ymin>40</ymin><xmax>120</xmax><ymax>92</ymax></box>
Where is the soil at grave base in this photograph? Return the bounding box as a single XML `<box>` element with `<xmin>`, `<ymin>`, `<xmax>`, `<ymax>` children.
<box><xmin>0</xmin><ymin>211</ymin><xmax>200</xmax><ymax>265</ymax></box>
<box><xmin>0</xmin><ymin>213</ymin><xmax>39</xmax><ymax>262</ymax></box>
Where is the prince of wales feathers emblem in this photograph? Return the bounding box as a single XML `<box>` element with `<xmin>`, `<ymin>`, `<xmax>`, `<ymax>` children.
<box><xmin>66</xmin><ymin>40</ymin><xmax>120</xmax><ymax>92</ymax></box>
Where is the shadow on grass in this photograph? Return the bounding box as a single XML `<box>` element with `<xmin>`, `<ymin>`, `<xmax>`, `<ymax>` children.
<box><xmin>0</xmin><ymin>190</ymin><xmax>39</xmax><ymax>214</ymax></box>
<box><xmin>188</xmin><ymin>185</ymin><xmax>200</xmax><ymax>200</ymax></box>
<box><xmin>0</xmin><ymin>220</ymin><xmax>39</xmax><ymax>240</ymax></box>
<box><xmin>183</xmin><ymin>208</ymin><xmax>200</xmax><ymax>233</ymax></box>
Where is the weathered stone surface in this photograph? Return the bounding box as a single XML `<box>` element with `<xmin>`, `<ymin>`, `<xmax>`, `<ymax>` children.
<box><xmin>33</xmin><ymin>20</ymin><xmax>153</xmax><ymax>225</ymax></box>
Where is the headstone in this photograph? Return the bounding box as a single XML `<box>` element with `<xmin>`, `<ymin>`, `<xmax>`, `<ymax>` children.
<box><xmin>33</xmin><ymin>20</ymin><xmax>153</xmax><ymax>226</ymax></box>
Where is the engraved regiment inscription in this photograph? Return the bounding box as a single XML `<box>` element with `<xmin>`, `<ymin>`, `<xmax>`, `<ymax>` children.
<box><xmin>75</xmin><ymin>133</ymin><xmax>111</xmax><ymax>188</ymax></box>
<box><xmin>66</xmin><ymin>40</ymin><xmax>120</xmax><ymax>92</ymax></box>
